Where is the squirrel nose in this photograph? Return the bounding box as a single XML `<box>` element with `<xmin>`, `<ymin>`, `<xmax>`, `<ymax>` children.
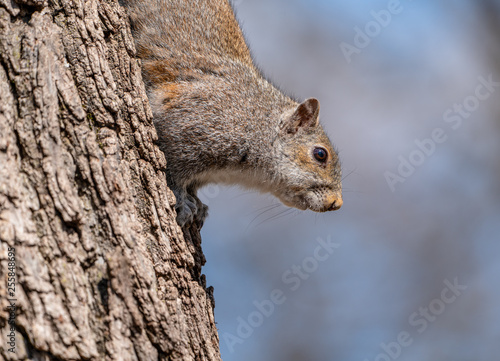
<box><xmin>328</xmin><ymin>197</ymin><xmax>343</xmax><ymax>211</ymax></box>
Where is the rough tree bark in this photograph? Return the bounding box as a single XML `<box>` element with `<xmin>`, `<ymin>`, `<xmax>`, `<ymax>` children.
<box><xmin>0</xmin><ymin>0</ymin><xmax>220</xmax><ymax>360</ymax></box>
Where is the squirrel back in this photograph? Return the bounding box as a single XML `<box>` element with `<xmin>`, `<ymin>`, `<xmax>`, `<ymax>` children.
<box><xmin>124</xmin><ymin>0</ymin><xmax>343</xmax><ymax>227</ymax></box>
<box><xmin>127</xmin><ymin>0</ymin><xmax>253</xmax><ymax>69</ymax></box>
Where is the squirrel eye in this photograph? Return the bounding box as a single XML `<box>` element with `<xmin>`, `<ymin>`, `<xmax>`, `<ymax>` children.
<box><xmin>313</xmin><ymin>147</ymin><xmax>328</xmax><ymax>163</ymax></box>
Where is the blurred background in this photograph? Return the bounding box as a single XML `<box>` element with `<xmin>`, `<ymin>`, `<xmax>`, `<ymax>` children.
<box><xmin>200</xmin><ymin>0</ymin><xmax>500</xmax><ymax>360</ymax></box>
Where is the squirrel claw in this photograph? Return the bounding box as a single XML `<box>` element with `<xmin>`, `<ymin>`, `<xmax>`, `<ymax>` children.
<box><xmin>175</xmin><ymin>201</ymin><xmax>195</xmax><ymax>227</ymax></box>
<box><xmin>174</xmin><ymin>190</ymin><xmax>208</xmax><ymax>228</ymax></box>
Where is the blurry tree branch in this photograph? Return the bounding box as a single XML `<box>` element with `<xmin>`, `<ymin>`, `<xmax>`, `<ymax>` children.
<box><xmin>476</xmin><ymin>0</ymin><xmax>500</xmax><ymax>68</ymax></box>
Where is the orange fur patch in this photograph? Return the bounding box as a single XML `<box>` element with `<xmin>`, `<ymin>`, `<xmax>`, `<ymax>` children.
<box><xmin>143</xmin><ymin>60</ymin><xmax>177</xmax><ymax>84</ymax></box>
<box><xmin>158</xmin><ymin>83</ymin><xmax>181</xmax><ymax>109</ymax></box>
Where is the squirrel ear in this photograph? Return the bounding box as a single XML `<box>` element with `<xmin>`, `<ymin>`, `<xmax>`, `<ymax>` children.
<box><xmin>283</xmin><ymin>98</ymin><xmax>320</xmax><ymax>135</ymax></box>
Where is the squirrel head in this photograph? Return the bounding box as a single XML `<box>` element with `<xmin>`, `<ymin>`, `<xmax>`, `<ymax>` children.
<box><xmin>273</xmin><ymin>98</ymin><xmax>343</xmax><ymax>213</ymax></box>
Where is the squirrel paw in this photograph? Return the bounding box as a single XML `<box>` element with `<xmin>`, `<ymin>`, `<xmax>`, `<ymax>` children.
<box><xmin>174</xmin><ymin>190</ymin><xmax>208</xmax><ymax>228</ymax></box>
<box><xmin>193</xmin><ymin>197</ymin><xmax>208</xmax><ymax>227</ymax></box>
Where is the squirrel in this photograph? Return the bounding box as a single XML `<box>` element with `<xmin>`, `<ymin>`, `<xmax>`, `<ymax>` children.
<box><xmin>123</xmin><ymin>0</ymin><xmax>343</xmax><ymax>227</ymax></box>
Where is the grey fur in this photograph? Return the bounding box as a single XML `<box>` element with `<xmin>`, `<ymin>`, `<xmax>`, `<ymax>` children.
<box><xmin>123</xmin><ymin>0</ymin><xmax>343</xmax><ymax>227</ymax></box>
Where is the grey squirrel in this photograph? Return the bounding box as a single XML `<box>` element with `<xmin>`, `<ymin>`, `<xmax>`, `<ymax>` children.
<box><xmin>124</xmin><ymin>0</ymin><xmax>343</xmax><ymax>227</ymax></box>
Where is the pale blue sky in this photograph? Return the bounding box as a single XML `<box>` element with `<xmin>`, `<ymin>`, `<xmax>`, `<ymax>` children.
<box><xmin>202</xmin><ymin>1</ymin><xmax>500</xmax><ymax>360</ymax></box>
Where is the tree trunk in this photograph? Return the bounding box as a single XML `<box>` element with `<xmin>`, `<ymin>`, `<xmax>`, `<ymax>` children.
<box><xmin>0</xmin><ymin>0</ymin><xmax>220</xmax><ymax>360</ymax></box>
